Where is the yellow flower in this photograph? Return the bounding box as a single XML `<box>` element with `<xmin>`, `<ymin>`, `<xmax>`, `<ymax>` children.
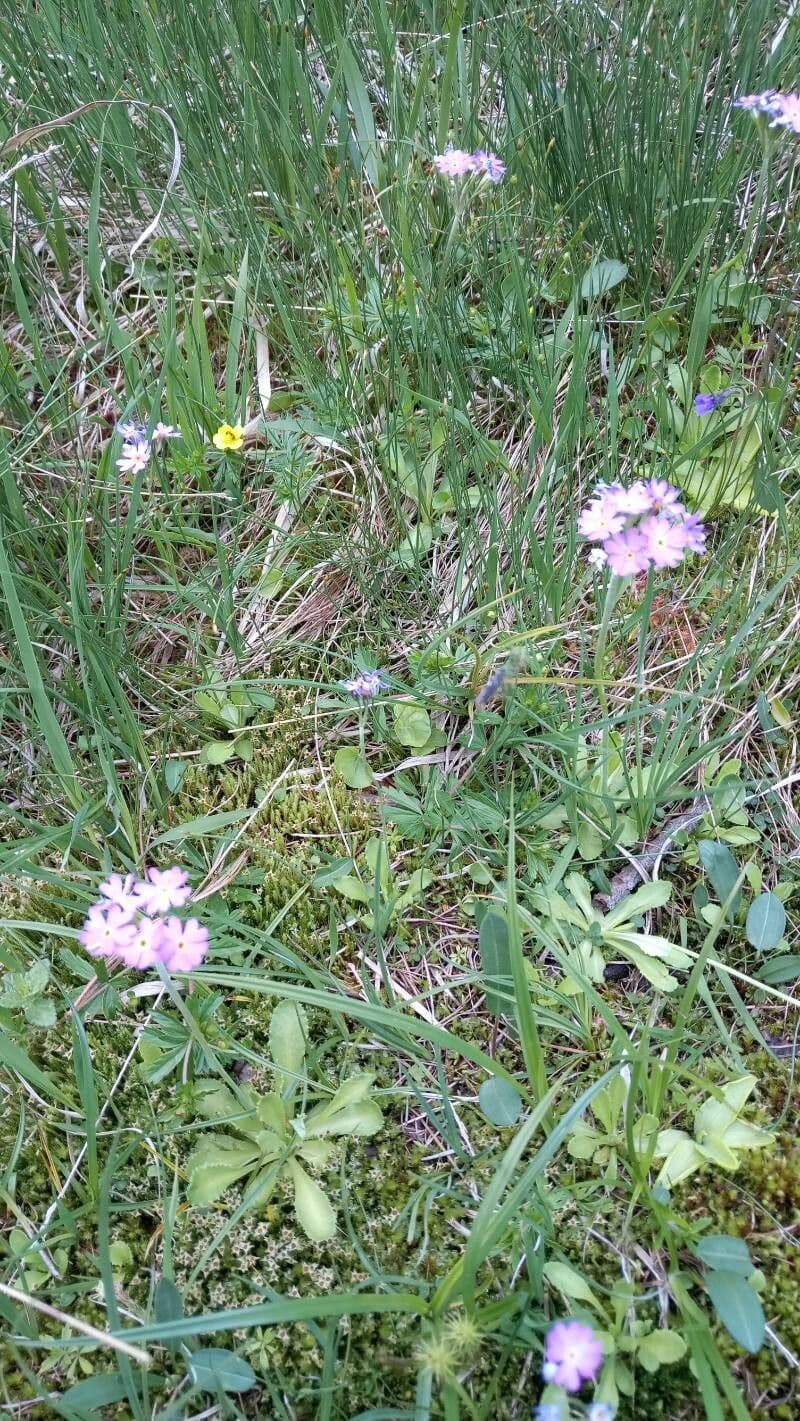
<box><xmin>212</xmin><ymin>422</ymin><xmax>245</xmax><ymax>451</ymax></box>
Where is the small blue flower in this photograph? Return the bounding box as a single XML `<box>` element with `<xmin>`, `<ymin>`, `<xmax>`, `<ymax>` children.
<box><xmin>532</xmin><ymin>1405</ymin><xmax>562</xmax><ymax>1421</ymax></box>
<box><xmin>694</xmin><ymin>387</ymin><xmax>737</xmax><ymax>415</ymax></box>
<box><xmin>341</xmin><ymin>670</ymin><xmax>388</xmax><ymax>699</ymax></box>
<box><xmin>586</xmin><ymin>1405</ymin><xmax>616</xmax><ymax>1421</ymax></box>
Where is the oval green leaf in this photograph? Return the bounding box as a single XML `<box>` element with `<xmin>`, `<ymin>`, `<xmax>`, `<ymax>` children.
<box><xmin>188</xmin><ymin>1347</ymin><xmax>257</xmax><ymax>1394</ymax></box>
<box><xmin>705</xmin><ymin>1270</ymin><xmax>765</xmax><ymax>1353</ymax></box>
<box><xmin>745</xmin><ymin>892</ymin><xmax>786</xmax><ymax>951</ymax></box>
<box><xmin>479</xmin><ymin>1076</ymin><xmax>522</xmax><ymax>1127</ymax></box>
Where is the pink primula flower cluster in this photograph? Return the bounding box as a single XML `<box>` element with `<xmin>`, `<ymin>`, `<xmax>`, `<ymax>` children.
<box><xmin>543</xmin><ymin>1318</ymin><xmax>604</xmax><ymax>1392</ymax></box>
<box><xmin>433</xmin><ymin>147</ymin><xmax>507</xmax><ymax>182</ymax></box>
<box><xmin>734</xmin><ymin>90</ymin><xmax>800</xmax><ymax>135</ymax></box>
<box><xmin>116</xmin><ymin>417</ymin><xmax>180</xmax><ymax>475</ymax></box>
<box><xmin>578</xmin><ymin>478</ymin><xmax>706</xmax><ymax>577</ymax></box>
<box><xmin>79</xmin><ymin>867</ymin><xmax>209</xmax><ymax>972</ymax></box>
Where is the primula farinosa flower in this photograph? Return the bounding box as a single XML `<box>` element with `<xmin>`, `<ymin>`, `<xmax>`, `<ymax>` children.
<box><xmin>212</xmin><ymin>422</ymin><xmax>245</xmax><ymax>451</ymax></box>
<box><xmin>433</xmin><ymin>147</ymin><xmax>477</xmax><ymax>178</ymax></box>
<box><xmin>98</xmin><ymin>872</ymin><xmax>141</xmax><ymax>920</ymax></box>
<box><xmin>341</xmin><ymin>669</ymin><xmax>387</xmax><ymax>699</ymax></box>
<box><xmin>79</xmin><ymin>903</ymin><xmax>135</xmax><ymax>959</ymax></box>
<box><xmin>604</xmin><ymin>527</ymin><xmax>651</xmax><ymax>576</ymax></box>
<box><xmin>533</xmin><ymin>1406</ymin><xmax>562</xmax><ymax>1421</ymax></box>
<box><xmin>734</xmin><ymin>90</ymin><xmax>779</xmax><ymax>116</ymax></box>
<box><xmin>577</xmin><ymin>500</ymin><xmax>625</xmax><ymax>542</ymax></box>
<box><xmin>79</xmin><ymin>866</ymin><xmax>209</xmax><ymax>973</ymax></box>
<box><xmin>734</xmin><ymin>90</ymin><xmax>800</xmax><ymax>133</ymax></box>
<box><xmin>160</xmin><ymin>916</ymin><xmax>210</xmax><ymax>972</ymax></box>
<box><xmin>694</xmin><ymin>387</ymin><xmax>737</xmax><ymax>415</ymax></box>
<box><xmin>587</xmin><ymin>1405</ymin><xmax>616</xmax><ymax>1421</ymax></box>
<box><xmin>640</xmin><ymin>514</ymin><xmax>690</xmax><ymax>569</ymax></box>
<box><xmin>121</xmin><ymin>914</ymin><xmax>166</xmax><ymax>970</ymax></box>
<box><xmin>578</xmin><ymin>477</ymin><xmax>706</xmax><ymax>578</ymax></box>
<box><xmin>543</xmin><ymin>1319</ymin><xmax>604</xmax><ymax>1393</ymax></box>
<box><xmin>473</xmin><ymin>149</ymin><xmax>506</xmax><ymax>182</ymax></box>
<box><xmin>771</xmin><ymin>93</ymin><xmax>800</xmax><ymax>134</ymax></box>
<box><xmin>118</xmin><ymin>420</ymin><xmax>144</xmax><ymax>441</ymax></box>
<box><xmin>136</xmin><ymin>865</ymin><xmax>192</xmax><ymax>915</ymax></box>
<box><xmin>681</xmin><ymin>511</ymin><xmax>707</xmax><ymax>554</ymax></box>
<box><xmin>152</xmin><ymin>421</ymin><xmax>180</xmax><ymax>442</ymax></box>
<box><xmin>116</xmin><ymin>441</ymin><xmax>151</xmax><ymax>474</ymax></box>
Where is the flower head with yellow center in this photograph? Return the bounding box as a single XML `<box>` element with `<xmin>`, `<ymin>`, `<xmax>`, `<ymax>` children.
<box><xmin>212</xmin><ymin>422</ymin><xmax>245</xmax><ymax>451</ymax></box>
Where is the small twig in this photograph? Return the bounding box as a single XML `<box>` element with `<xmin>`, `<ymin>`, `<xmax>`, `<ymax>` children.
<box><xmin>595</xmin><ymin>794</ymin><xmax>711</xmax><ymax>910</ymax></box>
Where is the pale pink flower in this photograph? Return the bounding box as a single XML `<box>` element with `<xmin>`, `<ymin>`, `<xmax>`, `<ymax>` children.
<box><xmin>152</xmin><ymin>422</ymin><xmax>180</xmax><ymax>442</ymax></box>
<box><xmin>642</xmin><ymin>478</ymin><xmax>684</xmax><ymax>513</ymax></box>
<box><xmin>577</xmin><ymin>500</ymin><xmax>625</xmax><ymax>542</ymax></box>
<box><xmin>119</xmin><ymin>914</ymin><xmax>167</xmax><ymax>970</ymax></box>
<box><xmin>472</xmin><ymin>149</ymin><xmax>506</xmax><ymax>182</ymax></box>
<box><xmin>117</xmin><ymin>441</ymin><xmax>151</xmax><ymax>474</ymax></box>
<box><xmin>604</xmin><ymin>527</ymin><xmax>651</xmax><ymax>576</ymax></box>
<box><xmin>543</xmin><ymin>1319</ymin><xmax>603</xmax><ymax>1392</ymax></box>
<box><xmin>771</xmin><ymin>93</ymin><xmax>800</xmax><ymax>134</ymax></box>
<box><xmin>118</xmin><ymin>421</ymin><xmax>143</xmax><ymax>441</ymax></box>
<box><xmin>160</xmin><ymin>916</ymin><xmax>210</xmax><ymax>972</ymax></box>
<box><xmin>79</xmin><ymin>904</ymin><xmax>135</xmax><ymax>959</ymax></box>
<box><xmin>640</xmin><ymin>515</ymin><xmax>688</xmax><ymax>569</ymax></box>
<box><xmin>136</xmin><ymin>866</ymin><xmax>192</xmax><ymax>915</ymax></box>
<box><xmin>98</xmin><ymin>872</ymin><xmax>140</xmax><ymax>921</ymax></box>
<box><xmin>680</xmin><ymin>511</ymin><xmax>707</xmax><ymax>553</ymax></box>
<box><xmin>608</xmin><ymin>481</ymin><xmax>653</xmax><ymax>515</ymax></box>
<box><xmin>433</xmin><ymin>148</ymin><xmax>477</xmax><ymax>178</ymax></box>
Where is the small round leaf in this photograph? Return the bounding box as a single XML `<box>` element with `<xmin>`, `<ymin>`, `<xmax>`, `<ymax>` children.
<box><xmin>479</xmin><ymin>1076</ymin><xmax>522</xmax><ymax>1127</ymax></box>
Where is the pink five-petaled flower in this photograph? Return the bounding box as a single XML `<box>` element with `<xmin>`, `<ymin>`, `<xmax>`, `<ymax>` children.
<box><xmin>119</xmin><ymin>914</ymin><xmax>167</xmax><ymax>970</ymax></box>
<box><xmin>604</xmin><ymin>527</ymin><xmax>651</xmax><ymax>576</ymax></box>
<box><xmin>640</xmin><ymin>515</ymin><xmax>689</xmax><ymax>569</ymax></box>
<box><xmin>433</xmin><ymin>147</ymin><xmax>477</xmax><ymax>177</ymax></box>
<box><xmin>577</xmin><ymin>500</ymin><xmax>625</xmax><ymax>542</ymax></box>
<box><xmin>160</xmin><ymin>916</ymin><xmax>210</xmax><ymax>972</ymax></box>
<box><xmin>98</xmin><ymin>872</ymin><xmax>141</xmax><ymax>921</ymax></box>
<box><xmin>79</xmin><ymin>904</ymin><xmax>135</xmax><ymax>960</ymax></box>
<box><xmin>136</xmin><ymin>866</ymin><xmax>192</xmax><ymax>916</ymax></box>
<box><xmin>771</xmin><ymin>93</ymin><xmax>800</xmax><ymax>134</ymax></box>
<box><xmin>341</xmin><ymin>670</ymin><xmax>387</xmax><ymax>699</ymax></box>
<box><xmin>642</xmin><ymin>478</ymin><xmax>684</xmax><ymax>513</ymax></box>
<box><xmin>118</xmin><ymin>420</ymin><xmax>144</xmax><ymax>441</ymax></box>
<box><xmin>473</xmin><ymin>149</ymin><xmax>506</xmax><ymax>182</ymax></box>
<box><xmin>680</xmin><ymin>511</ymin><xmax>707</xmax><ymax>554</ymax></box>
<box><xmin>117</xmin><ymin>441</ymin><xmax>151</xmax><ymax>474</ymax></box>
<box><xmin>543</xmin><ymin>1319</ymin><xmax>604</xmax><ymax>1393</ymax></box>
<box><xmin>608</xmin><ymin>482</ymin><xmax>653</xmax><ymax>515</ymax></box>
<box><xmin>152</xmin><ymin>422</ymin><xmax>180</xmax><ymax>442</ymax></box>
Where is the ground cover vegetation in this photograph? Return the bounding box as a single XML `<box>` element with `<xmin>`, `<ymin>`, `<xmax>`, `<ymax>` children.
<box><xmin>0</xmin><ymin>0</ymin><xmax>799</xmax><ymax>1417</ymax></box>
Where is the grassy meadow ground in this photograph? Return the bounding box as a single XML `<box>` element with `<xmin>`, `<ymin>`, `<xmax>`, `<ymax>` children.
<box><xmin>1</xmin><ymin>0</ymin><xmax>799</xmax><ymax>1417</ymax></box>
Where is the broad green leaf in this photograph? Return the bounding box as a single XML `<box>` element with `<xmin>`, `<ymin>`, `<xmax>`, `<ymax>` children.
<box><xmin>581</xmin><ymin>259</ymin><xmax>629</xmax><ymax>300</ymax></box>
<box><xmin>154</xmin><ymin>1278</ymin><xmax>185</xmax><ymax>1328</ymax></box>
<box><xmin>334</xmin><ymin>746</ymin><xmax>374</xmax><ymax>789</ymax></box>
<box><xmin>331</xmin><ymin>875</ymin><xmax>371</xmax><ymax>904</ymax></box>
<box><xmin>269</xmin><ymin>1000</ymin><xmax>308</xmax><ymax>1086</ymax></box>
<box><xmin>62</xmin><ymin>1375</ymin><xmax>131</xmax><ymax>1408</ymax></box>
<box><xmin>312</xmin><ymin>857</ymin><xmax>355</xmax><ymax>887</ymax></box>
<box><xmin>188</xmin><ymin>1347</ymin><xmax>257</xmax><ymax>1394</ymax></box>
<box><xmin>186</xmin><ymin>1135</ymin><xmax>260</xmax><ymax>1205</ymax></box>
<box><xmin>576</xmin><ymin>817</ymin><xmax>604</xmax><ymax>861</ymax></box>
<box><xmin>543</xmin><ymin>1261</ymin><xmax>606</xmax><ymax>1315</ymax></box>
<box><xmin>694</xmin><ymin>1235</ymin><xmax>753</xmax><ymax>1277</ymax></box>
<box><xmin>393</xmin><ymin>702</ymin><xmax>432</xmax><ymax>748</ymax></box>
<box><xmin>25</xmin><ymin>998</ymin><xmax>56</xmax><ymax>1027</ymax></box>
<box><xmin>479</xmin><ymin>910</ymin><xmax>511</xmax><ymax>1015</ymax></box>
<box><xmin>479</xmin><ymin>1076</ymin><xmax>522</xmax><ymax>1127</ymax></box>
<box><xmin>698</xmin><ymin>840</ymin><xmax>741</xmax><ymax>914</ymax></box>
<box><xmin>705</xmin><ymin>1271</ymin><xmax>765</xmax><ymax>1353</ymax></box>
<box><xmin>200</xmin><ymin>738</ymin><xmax>237</xmax><ymax>765</ymax></box>
<box><xmin>193</xmin><ymin>1079</ymin><xmax>241</xmax><ymax>1121</ymax></box>
<box><xmin>23</xmin><ymin>960</ymin><xmax>51</xmax><ymax>995</ymax></box>
<box><xmin>287</xmin><ymin>1159</ymin><xmax>337</xmax><ymax>1241</ymax></box>
<box><xmin>605</xmin><ymin>879</ymin><xmax>671</xmax><ymax>927</ymax></box>
<box><xmin>757</xmin><ymin>953</ymin><xmax>800</xmax><ymax>984</ymax></box>
<box><xmin>637</xmin><ymin>1329</ymin><xmax>687</xmax><ymax>1372</ymax></box>
<box><xmin>310</xmin><ymin>1073</ymin><xmax>375</xmax><ymax>1120</ymax></box>
<box><xmin>745</xmin><ymin>893</ymin><xmax>786</xmax><ymax>951</ymax></box>
<box><xmin>304</xmin><ymin>1099</ymin><xmax>383</xmax><ymax>1137</ymax></box>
